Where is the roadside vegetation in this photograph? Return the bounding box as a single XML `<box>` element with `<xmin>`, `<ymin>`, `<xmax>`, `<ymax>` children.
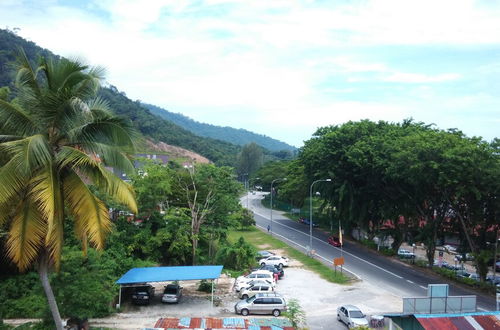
<box><xmin>228</xmin><ymin>228</ymin><xmax>349</xmax><ymax>284</ymax></box>
<box><xmin>253</xmin><ymin>120</ymin><xmax>499</xmax><ymax>287</ymax></box>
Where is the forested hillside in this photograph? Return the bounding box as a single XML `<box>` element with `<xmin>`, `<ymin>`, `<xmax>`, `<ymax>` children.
<box><xmin>144</xmin><ymin>103</ymin><xmax>296</xmax><ymax>152</ymax></box>
<box><xmin>0</xmin><ymin>28</ymin><xmax>240</xmax><ymax>165</ymax></box>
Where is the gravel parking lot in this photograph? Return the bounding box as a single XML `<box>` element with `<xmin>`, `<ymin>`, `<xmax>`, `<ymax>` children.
<box><xmin>82</xmin><ymin>251</ymin><xmax>402</xmax><ymax>329</ymax></box>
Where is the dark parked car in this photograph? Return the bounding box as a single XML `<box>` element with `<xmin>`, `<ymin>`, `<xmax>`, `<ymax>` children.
<box><xmin>259</xmin><ymin>264</ymin><xmax>284</xmax><ymax>279</ymax></box>
<box><xmin>131</xmin><ymin>285</ymin><xmax>155</xmax><ymax>305</ymax></box>
<box><xmin>299</xmin><ymin>218</ymin><xmax>318</xmax><ymax>227</ymax></box>
<box><xmin>328</xmin><ymin>235</ymin><xmax>342</xmax><ymax>247</ymax></box>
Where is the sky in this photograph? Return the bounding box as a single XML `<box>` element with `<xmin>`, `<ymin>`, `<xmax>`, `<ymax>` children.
<box><xmin>1</xmin><ymin>0</ymin><xmax>500</xmax><ymax>147</ymax></box>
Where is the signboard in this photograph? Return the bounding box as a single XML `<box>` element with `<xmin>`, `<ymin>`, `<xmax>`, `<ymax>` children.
<box><xmin>428</xmin><ymin>284</ymin><xmax>449</xmax><ymax>298</ymax></box>
<box><xmin>334</xmin><ymin>257</ymin><xmax>344</xmax><ymax>266</ymax></box>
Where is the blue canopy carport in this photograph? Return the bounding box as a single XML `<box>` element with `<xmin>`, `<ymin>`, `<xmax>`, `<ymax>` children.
<box><xmin>115</xmin><ymin>265</ymin><xmax>223</xmax><ymax>308</ymax></box>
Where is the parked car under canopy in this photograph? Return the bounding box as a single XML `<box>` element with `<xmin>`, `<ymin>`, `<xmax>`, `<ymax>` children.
<box><xmin>115</xmin><ymin>265</ymin><xmax>223</xmax><ymax>308</ymax></box>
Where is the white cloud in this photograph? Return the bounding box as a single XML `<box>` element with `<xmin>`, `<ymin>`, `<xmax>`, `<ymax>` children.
<box><xmin>1</xmin><ymin>0</ymin><xmax>499</xmax><ymax>146</ymax></box>
<box><xmin>383</xmin><ymin>72</ymin><xmax>462</xmax><ymax>83</ymax></box>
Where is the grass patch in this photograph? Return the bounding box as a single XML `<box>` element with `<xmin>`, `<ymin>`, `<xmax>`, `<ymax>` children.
<box><xmin>228</xmin><ymin>227</ymin><xmax>349</xmax><ymax>284</ymax></box>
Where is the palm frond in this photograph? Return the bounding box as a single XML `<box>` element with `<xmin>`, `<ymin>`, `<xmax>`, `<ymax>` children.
<box><xmin>1</xmin><ymin>135</ymin><xmax>51</xmax><ymax>176</ymax></box>
<box><xmin>86</xmin><ymin>143</ymin><xmax>135</xmax><ymax>173</ymax></box>
<box><xmin>63</xmin><ymin>170</ymin><xmax>112</xmax><ymax>250</ymax></box>
<box><xmin>97</xmin><ymin>168</ymin><xmax>138</xmax><ymax>214</ymax></box>
<box><xmin>56</xmin><ymin>146</ymin><xmax>137</xmax><ymax>213</ymax></box>
<box><xmin>29</xmin><ymin>165</ymin><xmax>64</xmax><ymax>269</ymax></box>
<box><xmin>69</xmin><ymin>115</ymin><xmax>137</xmax><ymax>149</ymax></box>
<box><xmin>0</xmin><ymin>99</ymin><xmax>36</xmax><ymax>136</ymax></box>
<box><xmin>0</xmin><ymin>158</ymin><xmax>30</xmax><ymax>206</ymax></box>
<box><xmin>86</xmin><ymin>97</ymin><xmax>112</xmax><ymax>116</ymax></box>
<box><xmin>14</xmin><ymin>48</ymin><xmax>42</xmax><ymax>97</ymax></box>
<box><xmin>0</xmin><ymin>135</ymin><xmax>24</xmax><ymax>143</ymax></box>
<box><xmin>5</xmin><ymin>200</ymin><xmax>46</xmax><ymax>271</ymax></box>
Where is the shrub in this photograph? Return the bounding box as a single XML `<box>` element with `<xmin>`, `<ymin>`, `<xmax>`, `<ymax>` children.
<box><xmin>360</xmin><ymin>239</ymin><xmax>377</xmax><ymax>250</ymax></box>
<box><xmin>380</xmin><ymin>248</ymin><xmax>396</xmax><ymax>256</ymax></box>
<box><xmin>282</xmin><ymin>299</ymin><xmax>307</xmax><ymax>329</ymax></box>
<box><xmin>198</xmin><ymin>280</ymin><xmax>214</xmax><ymax>293</ymax></box>
<box><xmin>215</xmin><ymin>237</ymin><xmax>256</xmax><ymax>270</ymax></box>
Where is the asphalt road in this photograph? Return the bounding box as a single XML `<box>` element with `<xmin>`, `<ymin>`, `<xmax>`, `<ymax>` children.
<box><xmin>243</xmin><ymin>191</ymin><xmax>497</xmax><ymax>312</ymax></box>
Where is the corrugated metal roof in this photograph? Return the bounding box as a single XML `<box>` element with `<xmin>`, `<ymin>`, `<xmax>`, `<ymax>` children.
<box><xmin>116</xmin><ymin>265</ymin><xmax>223</xmax><ymax>284</ymax></box>
<box><xmin>415</xmin><ymin>311</ymin><xmax>500</xmax><ymax>330</ymax></box>
<box><xmin>153</xmin><ymin>317</ymin><xmax>294</xmax><ymax>330</ymax></box>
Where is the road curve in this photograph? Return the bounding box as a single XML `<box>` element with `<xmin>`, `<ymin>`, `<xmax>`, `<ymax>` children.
<box><xmin>242</xmin><ymin>191</ymin><xmax>497</xmax><ymax>312</ymax></box>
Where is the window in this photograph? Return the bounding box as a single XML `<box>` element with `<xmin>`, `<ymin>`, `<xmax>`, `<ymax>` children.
<box><xmin>254</xmin><ymin>298</ymin><xmax>264</xmax><ymax>304</ymax></box>
<box><xmin>262</xmin><ymin>286</ymin><xmax>269</xmax><ymax>290</ymax></box>
<box><xmin>272</xmin><ymin>298</ymin><xmax>283</xmax><ymax>304</ymax></box>
<box><xmin>349</xmin><ymin>310</ymin><xmax>364</xmax><ymax>318</ymax></box>
<box><xmin>251</xmin><ymin>287</ymin><xmax>259</xmax><ymax>291</ymax></box>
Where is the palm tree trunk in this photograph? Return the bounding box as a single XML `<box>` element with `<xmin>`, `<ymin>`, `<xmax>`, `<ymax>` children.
<box><xmin>38</xmin><ymin>253</ymin><xmax>63</xmax><ymax>330</ymax></box>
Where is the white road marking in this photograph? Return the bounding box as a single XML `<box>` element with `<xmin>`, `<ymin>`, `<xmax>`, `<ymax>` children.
<box><xmin>419</xmin><ymin>285</ymin><xmax>427</xmax><ymax>290</ymax></box>
<box><xmin>477</xmin><ymin>307</ymin><xmax>487</xmax><ymax>312</ymax></box>
<box><xmin>406</xmin><ymin>280</ymin><xmax>414</xmax><ymax>284</ymax></box>
<box><xmin>254</xmin><ymin>210</ymin><xmax>403</xmax><ymax>280</ymax></box>
<box><xmin>256</xmin><ymin>224</ymin><xmax>362</xmax><ymax>280</ymax></box>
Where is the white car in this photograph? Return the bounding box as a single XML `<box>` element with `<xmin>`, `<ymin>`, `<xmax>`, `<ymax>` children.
<box><xmin>235</xmin><ymin>271</ymin><xmax>276</xmax><ymax>291</ymax></box>
<box><xmin>337</xmin><ymin>305</ymin><xmax>369</xmax><ymax>328</ymax></box>
<box><xmin>397</xmin><ymin>249</ymin><xmax>415</xmax><ymax>259</ymax></box>
<box><xmin>238</xmin><ymin>283</ymin><xmax>274</xmax><ymax>299</ymax></box>
<box><xmin>258</xmin><ymin>255</ymin><xmax>289</xmax><ymax>268</ymax></box>
<box><xmin>236</xmin><ymin>280</ymin><xmax>273</xmax><ymax>293</ymax></box>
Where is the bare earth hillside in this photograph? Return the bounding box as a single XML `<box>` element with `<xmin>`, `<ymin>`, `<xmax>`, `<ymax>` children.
<box><xmin>145</xmin><ymin>140</ymin><xmax>211</xmax><ymax>164</ymax></box>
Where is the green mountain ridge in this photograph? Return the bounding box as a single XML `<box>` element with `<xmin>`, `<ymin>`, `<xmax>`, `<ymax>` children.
<box><xmin>143</xmin><ymin>103</ymin><xmax>296</xmax><ymax>152</ymax></box>
<box><xmin>0</xmin><ymin>28</ymin><xmax>295</xmax><ymax>165</ymax></box>
<box><xmin>0</xmin><ymin>29</ymin><xmax>253</xmax><ymax>166</ymax></box>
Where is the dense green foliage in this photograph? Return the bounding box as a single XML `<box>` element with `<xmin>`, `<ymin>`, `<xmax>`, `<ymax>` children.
<box><xmin>215</xmin><ymin>237</ymin><xmax>256</xmax><ymax>270</ymax></box>
<box><xmin>144</xmin><ymin>103</ymin><xmax>296</xmax><ymax>153</ymax></box>
<box><xmin>0</xmin><ymin>242</ymin><xmax>155</xmax><ymax>319</ymax></box>
<box><xmin>258</xmin><ymin>119</ymin><xmax>499</xmax><ymax>282</ymax></box>
<box><xmin>0</xmin><ymin>162</ymin><xmax>251</xmax><ymax>319</ymax></box>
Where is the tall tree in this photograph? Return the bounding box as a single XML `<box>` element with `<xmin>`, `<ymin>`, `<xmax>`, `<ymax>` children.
<box><xmin>169</xmin><ymin>164</ymin><xmax>241</xmax><ymax>265</ymax></box>
<box><xmin>0</xmin><ymin>52</ymin><xmax>137</xmax><ymax>329</ymax></box>
<box><xmin>237</xmin><ymin>142</ymin><xmax>263</xmax><ymax>176</ymax></box>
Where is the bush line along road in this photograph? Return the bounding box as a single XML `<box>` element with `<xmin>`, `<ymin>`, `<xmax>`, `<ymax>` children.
<box><xmin>244</xmin><ymin>191</ymin><xmax>497</xmax><ymax>312</ymax></box>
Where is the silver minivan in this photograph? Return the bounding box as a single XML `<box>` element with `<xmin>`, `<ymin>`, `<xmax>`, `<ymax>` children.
<box><xmin>234</xmin><ymin>293</ymin><xmax>286</xmax><ymax>317</ymax></box>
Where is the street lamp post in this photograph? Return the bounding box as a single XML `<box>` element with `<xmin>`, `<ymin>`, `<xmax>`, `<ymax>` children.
<box><xmin>309</xmin><ymin>179</ymin><xmax>332</xmax><ymax>254</ymax></box>
<box><xmin>494</xmin><ymin>230</ymin><xmax>499</xmax><ymax>282</ymax></box>
<box><xmin>270</xmin><ymin>178</ymin><xmax>286</xmax><ymax>236</ymax></box>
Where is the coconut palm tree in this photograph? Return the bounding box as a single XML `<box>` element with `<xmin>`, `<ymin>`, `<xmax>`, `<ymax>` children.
<box><xmin>0</xmin><ymin>51</ymin><xmax>137</xmax><ymax>330</ymax></box>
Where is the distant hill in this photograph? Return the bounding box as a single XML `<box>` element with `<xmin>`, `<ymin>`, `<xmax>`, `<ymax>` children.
<box><xmin>0</xmin><ymin>28</ymin><xmax>239</xmax><ymax>165</ymax></box>
<box><xmin>144</xmin><ymin>103</ymin><xmax>297</xmax><ymax>152</ymax></box>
